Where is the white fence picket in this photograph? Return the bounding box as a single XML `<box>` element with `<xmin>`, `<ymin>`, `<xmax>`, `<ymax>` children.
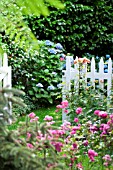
<box><xmin>107</xmin><ymin>58</ymin><xmax>112</xmax><ymax>96</ymax></box>
<box><xmin>62</xmin><ymin>55</ymin><xmax>113</xmax><ymax>122</ymax></box>
<box><xmin>0</xmin><ymin>53</ymin><xmax>12</xmax><ymax>117</ymax></box>
<box><xmin>98</xmin><ymin>58</ymin><xmax>104</xmax><ymax>90</ymax></box>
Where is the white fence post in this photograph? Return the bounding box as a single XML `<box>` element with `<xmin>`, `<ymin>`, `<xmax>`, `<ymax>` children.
<box><xmin>62</xmin><ymin>56</ymin><xmax>72</xmax><ymax>122</ymax></box>
<box><xmin>99</xmin><ymin>57</ymin><xmax>104</xmax><ymax>90</ymax></box>
<box><xmin>0</xmin><ymin>53</ymin><xmax>12</xmax><ymax>117</ymax></box>
<box><xmin>107</xmin><ymin>58</ymin><xmax>112</xmax><ymax>96</ymax></box>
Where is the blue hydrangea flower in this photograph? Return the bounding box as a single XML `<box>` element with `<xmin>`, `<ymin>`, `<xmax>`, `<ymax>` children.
<box><xmin>47</xmin><ymin>85</ymin><xmax>55</xmax><ymax>90</ymax></box>
<box><xmin>96</xmin><ymin>85</ymin><xmax>99</xmax><ymax>88</ymax></box>
<box><xmin>55</xmin><ymin>43</ymin><xmax>63</xmax><ymax>50</ymax></box>
<box><xmin>48</xmin><ymin>48</ymin><xmax>57</xmax><ymax>54</ymax></box>
<box><xmin>62</xmin><ymin>63</ymin><xmax>66</xmax><ymax>70</ymax></box>
<box><xmin>106</xmin><ymin>54</ymin><xmax>110</xmax><ymax>59</ymax></box>
<box><xmin>60</xmin><ymin>53</ymin><xmax>65</xmax><ymax>58</ymax></box>
<box><xmin>87</xmin><ymin>83</ymin><xmax>91</xmax><ymax>86</ymax></box>
<box><xmin>36</xmin><ymin>83</ymin><xmax>43</xmax><ymax>87</ymax></box>
<box><xmin>45</xmin><ymin>40</ymin><xmax>53</xmax><ymax>46</ymax></box>
<box><xmin>104</xmin><ymin>69</ymin><xmax>108</xmax><ymax>73</ymax></box>
<box><xmin>31</xmin><ymin>78</ymin><xmax>35</xmax><ymax>81</ymax></box>
<box><xmin>96</xmin><ymin>56</ymin><xmax>99</xmax><ymax>60</ymax></box>
<box><xmin>57</xmin><ymin>83</ymin><xmax>63</xmax><ymax>88</ymax></box>
<box><xmin>104</xmin><ymin>64</ymin><xmax>108</xmax><ymax>69</ymax></box>
<box><xmin>52</xmin><ymin>72</ymin><xmax>57</xmax><ymax>75</ymax></box>
<box><xmin>86</xmin><ymin>53</ymin><xmax>90</xmax><ymax>56</ymax></box>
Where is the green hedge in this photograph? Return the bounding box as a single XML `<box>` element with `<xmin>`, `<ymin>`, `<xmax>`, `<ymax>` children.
<box><xmin>26</xmin><ymin>0</ymin><xmax>113</xmax><ymax>57</ymax></box>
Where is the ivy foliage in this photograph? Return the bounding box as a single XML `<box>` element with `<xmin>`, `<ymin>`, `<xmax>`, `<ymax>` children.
<box><xmin>0</xmin><ymin>0</ymin><xmax>64</xmax><ymax>53</ymax></box>
<box><xmin>26</xmin><ymin>0</ymin><xmax>113</xmax><ymax>57</ymax></box>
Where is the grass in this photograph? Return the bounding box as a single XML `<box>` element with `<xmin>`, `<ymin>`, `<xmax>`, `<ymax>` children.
<box><xmin>8</xmin><ymin>105</ymin><xmax>62</xmax><ymax>130</ymax></box>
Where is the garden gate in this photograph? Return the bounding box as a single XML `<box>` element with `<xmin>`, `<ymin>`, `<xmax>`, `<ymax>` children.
<box><xmin>0</xmin><ymin>53</ymin><xmax>12</xmax><ymax>116</ymax></box>
<box><xmin>62</xmin><ymin>55</ymin><xmax>113</xmax><ymax>121</ymax></box>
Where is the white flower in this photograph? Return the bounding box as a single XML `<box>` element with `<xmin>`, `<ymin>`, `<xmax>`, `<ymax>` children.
<box><xmin>57</xmin><ymin>83</ymin><xmax>63</xmax><ymax>88</ymax></box>
<box><xmin>47</xmin><ymin>85</ymin><xmax>55</xmax><ymax>90</ymax></box>
<box><xmin>36</xmin><ymin>83</ymin><xmax>43</xmax><ymax>88</ymax></box>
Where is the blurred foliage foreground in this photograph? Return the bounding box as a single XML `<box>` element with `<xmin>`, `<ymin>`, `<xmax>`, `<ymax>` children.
<box><xmin>0</xmin><ymin>87</ymin><xmax>63</xmax><ymax>170</ymax></box>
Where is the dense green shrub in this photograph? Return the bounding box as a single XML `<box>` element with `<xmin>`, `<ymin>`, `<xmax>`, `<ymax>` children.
<box><xmin>26</xmin><ymin>0</ymin><xmax>113</xmax><ymax>57</ymax></box>
<box><xmin>6</xmin><ymin>40</ymin><xmax>65</xmax><ymax>106</ymax></box>
<box><xmin>0</xmin><ymin>0</ymin><xmax>64</xmax><ymax>53</ymax></box>
<box><xmin>12</xmin><ymin>95</ymin><xmax>37</xmax><ymax>116</ymax></box>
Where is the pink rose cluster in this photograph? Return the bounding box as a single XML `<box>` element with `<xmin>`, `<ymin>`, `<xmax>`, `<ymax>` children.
<box><xmin>90</xmin><ymin>125</ymin><xmax>98</xmax><ymax>133</ymax></box>
<box><xmin>28</xmin><ymin>112</ymin><xmax>39</xmax><ymax>122</ymax></box>
<box><xmin>51</xmin><ymin>141</ymin><xmax>63</xmax><ymax>152</ymax></box>
<box><xmin>82</xmin><ymin>140</ymin><xmax>88</xmax><ymax>147</ymax></box>
<box><xmin>76</xmin><ymin>107</ymin><xmax>82</xmax><ymax>114</ymax></box>
<box><xmin>43</xmin><ymin>115</ymin><xmax>55</xmax><ymax>126</ymax></box>
<box><xmin>100</xmin><ymin>123</ymin><xmax>110</xmax><ymax>136</ymax></box>
<box><xmin>76</xmin><ymin>163</ymin><xmax>83</xmax><ymax>170</ymax></box>
<box><xmin>44</xmin><ymin>115</ymin><xmax>53</xmax><ymax>121</ymax></box>
<box><xmin>107</xmin><ymin>114</ymin><xmax>113</xmax><ymax>126</ymax></box>
<box><xmin>103</xmin><ymin>154</ymin><xmax>112</xmax><ymax>167</ymax></box>
<box><xmin>27</xmin><ymin>143</ymin><xmax>34</xmax><ymax>149</ymax></box>
<box><xmin>88</xmin><ymin>149</ymin><xmax>98</xmax><ymax>162</ymax></box>
<box><xmin>61</xmin><ymin>120</ymin><xmax>71</xmax><ymax>131</ymax></box>
<box><xmin>49</xmin><ymin>129</ymin><xmax>65</xmax><ymax>137</ymax></box>
<box><xmin>70</xmin><ymin>124</ymin><xmax>81</xmax><ymax>135</ymax></box>
<box><xmin>94</xmin><ymin>110</ymin><xmax>108</xmax><ymax>118</ymax></box>
<box><xmin>56</xmin><ymin>100</ymin><xmax>69</xmax><ymax>114</ymax></box>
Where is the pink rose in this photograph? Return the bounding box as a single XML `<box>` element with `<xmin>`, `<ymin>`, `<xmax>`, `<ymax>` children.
<box><xmin>76</xmin><ymin>163</ymin><xmax>83</xmax><ymax>170</ymax></box>
<box><xmin>88</xmin><ymin>149</ymin><xmax>98</xmax><ymax>162</ymax></box>
<box><xmin>99</xmin><ymin>111</ymin><xmax>108</xmax><ymax>118</ymax></box>
<box><xmin>72</xmin><ymin>143</ymin><xmax>77</xmax><ymax>149</ymax></box>
<box><xmin>27</xmin><ymin>132</ymin><xmax>31</xmax><ymax>139</ymax></box>
<box><xmin>44</xmin><ymin>115</ymin><xmax>53</xmax><ymax>121</ymax></box>
<box><xmin>83</xmin><ymin>140</ymin><xmax>88</xmax><ymax>146</ymax></box>
<box><xmin>60</xmin><ymin>57</ymin><xmax>65</xmax><ymax>61</ymax></box>
<box><xmin>56</xmin><ymin>104</ymin><xmax>63</xmax><ymax>109</ymax></box>
<box><xmin>61</xmin><ymin>100</ymin><xmax>69</xmax><ymax>108</ymax></box>
<box><xmin>74</xmin><ymin>118</ymin><xmax>79</xmax><ymax>123</ymax></box>
<box><xmin>64</xmin><ymin>109</ymin><xmax>68</xmax><ymax>114</ymax></box>
<box><xmin>55</xmin><ymin>109</ymin><xmax>59</xmax><ymax>112</ymax></box>
<box><xmin>28</xmin><ymin>112</ymin><xmax>35</xmax><ymax>118</ymax></box>
<box><xmin>94</xmin><ymin>110</ymin><xmax>100</xmax><ymax>115</ymax></box>
<box><xmin>76</xmin><ymin>107</ymin><xmax>82</xmax><ymax>114</ymax></box>
<box><xmin>103</xmin><ymin>154</ymin><xmax>112</xmax><ymax>161</ymax></box>
<box><xmin>27</xmin><ymin>143</ymin><xmax>34</xmax><ymax>149</ymax></box>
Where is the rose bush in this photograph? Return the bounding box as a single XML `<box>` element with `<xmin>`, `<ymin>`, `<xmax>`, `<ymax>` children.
<box><xmin>15</xmin><ymin>108</ymin><xmax>113</xmax><ymax>169</ymax></box>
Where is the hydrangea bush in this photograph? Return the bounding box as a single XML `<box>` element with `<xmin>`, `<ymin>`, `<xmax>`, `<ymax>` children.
<box><xmin>8</xmin><ymin>40</ymin><xmax>65</xmax><ymax>106</ymax></box>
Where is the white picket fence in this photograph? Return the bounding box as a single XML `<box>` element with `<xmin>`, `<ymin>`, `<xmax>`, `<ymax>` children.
<box><xmin>0</xmin><ymin>53</ymin><xmax>12</xmax><ymax>88</ymax></box>
<box><xmin>0</xmin><ymin>53</ymin><xmax>12</xmax><ymax>116</ymax></box>
<box><xmin>62</xmin><ymin>56</ymin><xmax>113</xmax><ymax>121</ymax></box>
